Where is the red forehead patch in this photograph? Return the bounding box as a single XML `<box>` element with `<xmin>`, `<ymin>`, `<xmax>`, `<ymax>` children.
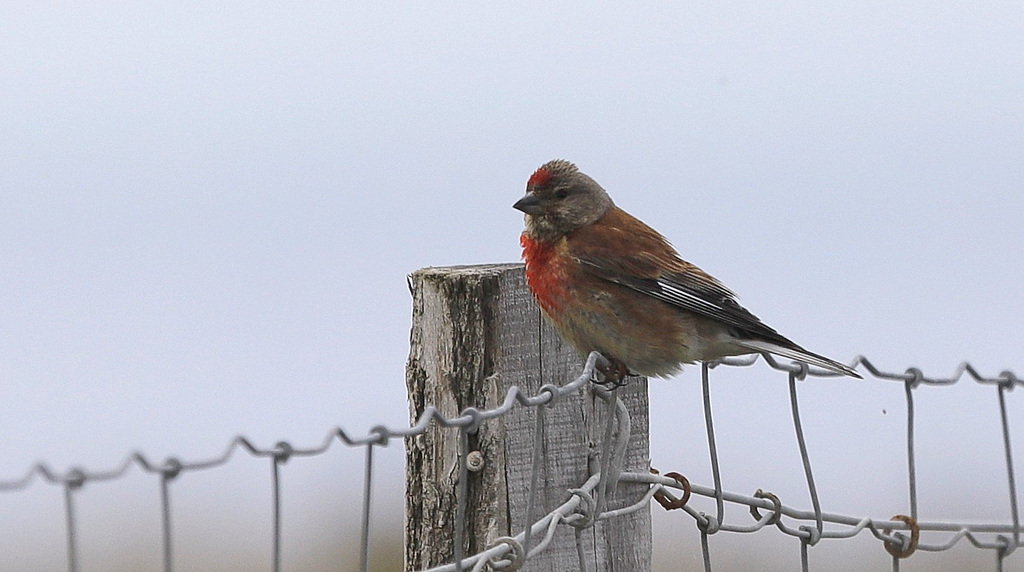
<box><xmin>527</xmin><ymin>166</ymin><xmax>552</xmax><ymax>187</ymax></box>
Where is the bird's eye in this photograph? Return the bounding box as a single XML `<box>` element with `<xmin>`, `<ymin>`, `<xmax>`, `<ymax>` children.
<box><xmin>555</xmin><ymin>189</ymin><xmax>569</xmax><ymax>199</ymax></box>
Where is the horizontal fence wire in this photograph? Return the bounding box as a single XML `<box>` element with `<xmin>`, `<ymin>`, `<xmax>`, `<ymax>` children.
<box><xmin>0</xmin><ymin>352</ymin><xmax>1021</xmax><ymax>572</ymax></box>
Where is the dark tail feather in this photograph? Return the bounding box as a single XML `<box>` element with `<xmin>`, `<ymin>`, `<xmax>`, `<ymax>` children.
<box><xmin>735</xmin><ymin>339</ymin><xmax>861</xmax><ymax>378</ymax></box>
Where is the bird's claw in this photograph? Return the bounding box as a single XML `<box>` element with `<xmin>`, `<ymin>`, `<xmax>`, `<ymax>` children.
<box><xmin>595</xmin><ymin>357</ymin><xmax>632</xmax><ymax>388</ymax></box>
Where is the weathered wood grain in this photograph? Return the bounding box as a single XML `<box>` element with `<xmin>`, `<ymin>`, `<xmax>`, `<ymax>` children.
<box><xmin>405</xmin><ymin>263</ymin><xmax>651</xmax><ymax>571</ymax></box>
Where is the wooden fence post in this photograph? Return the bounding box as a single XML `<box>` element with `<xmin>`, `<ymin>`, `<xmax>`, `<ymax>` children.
<box><xmin>404</xmin><ymin>263</ymin><xmax>652</xmax><ymax>571</ymax></box>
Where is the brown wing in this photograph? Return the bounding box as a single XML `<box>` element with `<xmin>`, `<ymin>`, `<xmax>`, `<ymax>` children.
<box><xmin>567</xmin><ymin>206</ymin><xmax>797</xmax><ymax>347</ymax></box>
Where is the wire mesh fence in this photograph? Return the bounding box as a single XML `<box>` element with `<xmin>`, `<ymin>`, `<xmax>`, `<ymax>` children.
<box><xmin>0</xmin><ymin>351</ymin><xmax>1020</xmax><ymax>571</ymax></box>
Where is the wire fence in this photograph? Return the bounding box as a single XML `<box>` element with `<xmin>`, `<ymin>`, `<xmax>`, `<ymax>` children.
<box><xmin>0</xmin><ymin>351</ymin><xmax>1020</xmax><ymax>571</ymax></box>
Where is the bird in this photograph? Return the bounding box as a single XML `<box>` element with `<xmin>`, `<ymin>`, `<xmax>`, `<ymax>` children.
<box><xmin>513</xmin><ymin>159</ymin><xmax>860</xmax><ymax>380</ymax></box>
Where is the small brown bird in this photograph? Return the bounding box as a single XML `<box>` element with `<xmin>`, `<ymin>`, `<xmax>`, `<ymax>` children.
<box><xmin>514</xmin><ymin>159</ymin><xmax>860</xmax><ymax>379</ymax></box>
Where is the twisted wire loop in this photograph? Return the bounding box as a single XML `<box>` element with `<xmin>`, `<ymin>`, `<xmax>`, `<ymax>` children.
<box><xmin>882</xmin><ymin>515</ymin><xmax>920</xmax><ymax>559</ymax></box>
<box><xmin>563</xmin><ymin>488</ymin><xmax>597</xmax><ymax>529</ymax></box>
<box><xmin>2</xmin><ymin>351</ymin><xmax>1023</xmax><ymax>572</ymax></box>
<box><xmin>478</xmin><ymin>537</ymin><xmax>526</xmax><ymax>572</ymax></box>
<box><xmin>749</xmin><ymin>489</ymin><xmax>782</xmax><ymax>526</ymax></box>
<box><xmin>652</xmin><ymin>469</ymin><xmax>691</xmax><ymax>510</ymax></box>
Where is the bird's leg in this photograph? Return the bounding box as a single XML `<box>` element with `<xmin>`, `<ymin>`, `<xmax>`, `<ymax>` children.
<box><xmin>596</xmin><ymin>355</ymin><xmax>631</xmax><ymax>388</ymax></box>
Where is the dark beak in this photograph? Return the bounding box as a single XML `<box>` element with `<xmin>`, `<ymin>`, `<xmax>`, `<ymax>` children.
<box><xmin>513</xmin><ymin>194</ymin><xmax>544</xmax><ymax>215</ymax></box>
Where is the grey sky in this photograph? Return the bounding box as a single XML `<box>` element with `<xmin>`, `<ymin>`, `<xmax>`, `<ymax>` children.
<box><xmin>2</xmin><ymin>3</ymin><xmax>1022</xmax><ymax>570</ymax></box>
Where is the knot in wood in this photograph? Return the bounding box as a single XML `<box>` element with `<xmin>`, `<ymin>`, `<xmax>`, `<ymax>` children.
<box><xmin>466</xmin><ymin>450</ymin><xmax>485</xmax><ymax>472</ymax></box>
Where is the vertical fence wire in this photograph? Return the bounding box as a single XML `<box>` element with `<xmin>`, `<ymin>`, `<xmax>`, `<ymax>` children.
<box><xmin>700</xmin><ymin>529</ymin><xmax>712</xmax><ymax>572</ymax></box>
<box><xmin>904</xmin><ymin>380</ymin><xmax>918</xmax><ymax>521</ymax></box>
<box><xmin>64</xmin><ymin>479</ymin><xmax>80</xmax><ymax>572</ymax></box>
<box><xmin>595</xmin><ymin>388</ymin><xmax>620</xmax><ymax>524</ymax></box>
<box><xmin>271</xmin><ymin>454</ymin><xmax>283</xmax><ymax>572</ymax></box>
<box><xmin>701</xmin><ymin>364</ymin><xmax>724</xmax><ymax>527</ymax></box>
<box><xmin>787</xmin><ymin>373</ymin><xmax>823</xmax><ymax>541</ymax></box>
<box><xmin>160</xmin><ymin>469</ymin><xmax>174</xmax><ymax>572</ymax></box>
<box><xmin>573</xmin><ymin>527</ymin><xmax>590</xmax><ymax>572</ymax></box>
<box><xmin>454</xmin><ymin>428</ymin><xmax>470</xmax><ymax>572</ymax></box>
<box><xmin>997</xmin><ymin>383</ymin><xmax>1020</xmax><ymax>553</ymax></box>
<box><xmin>359</xmin><ymin>444</ymin><xmax>375</xmax><ymax>572</ymax></box>
<box><xmin>522</xmin><ymin>401</ymin><xmax>546</xmax><ymax>559</ymax></box>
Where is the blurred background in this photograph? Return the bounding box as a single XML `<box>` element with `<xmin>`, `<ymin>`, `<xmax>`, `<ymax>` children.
<box><xmin>1</xmin><ymin>2</ymin><xmax>1021</xmax><ymax>570</ymax></box>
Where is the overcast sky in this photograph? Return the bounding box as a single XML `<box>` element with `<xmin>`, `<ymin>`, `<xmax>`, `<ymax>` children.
<box><xmin>2</xmin><ymin>3</ymin><xmax>1022</xmax><ymax>571</ymax></box>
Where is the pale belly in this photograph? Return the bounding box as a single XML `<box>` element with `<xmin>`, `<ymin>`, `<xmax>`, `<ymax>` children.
<box><xmin>543</xmin><ymin>286</ymin><xmax>749</xmax><ymax>378</ymax></box>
